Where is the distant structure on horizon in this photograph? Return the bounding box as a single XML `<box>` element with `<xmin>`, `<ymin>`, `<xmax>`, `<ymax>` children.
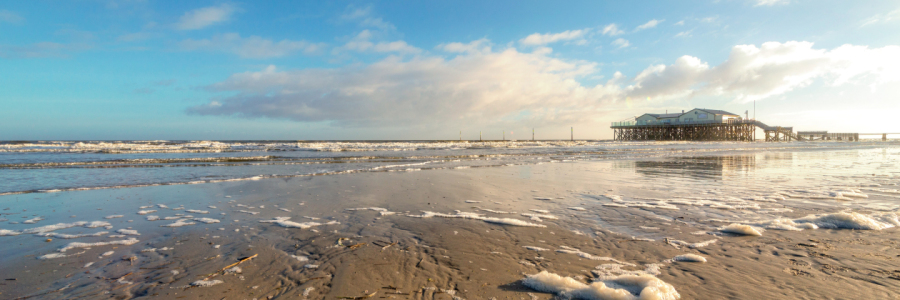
<box><xmin>611</xmin><ymin>108</ymin><xmax>796</xmax><ymax>142</ymax></box>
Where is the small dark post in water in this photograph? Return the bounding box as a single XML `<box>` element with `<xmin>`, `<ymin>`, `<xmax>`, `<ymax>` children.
<box><xmin>884</xmin><ymin>133</ymin><xmax>888</xmax><ymax>141</ymax></box>
<box><xmin>480</xmin><ymin>131</ymin><xmax>482</xmax><ymax>141</ymax></box>
<box><xmin>532</xmin><ymin>128</ymin><xmax>535</xmax><ymax>141</ymax></box>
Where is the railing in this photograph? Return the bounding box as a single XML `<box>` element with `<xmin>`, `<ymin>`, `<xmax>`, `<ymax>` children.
<box><xmin>612</xmin><ymin>119</ymin><xmax>754</xmax><ymax>127</ymax></box>
<box><xmin>611</xmin><ymin>121</ymin><xmax>636</xmax><ymax>127</ymax></box>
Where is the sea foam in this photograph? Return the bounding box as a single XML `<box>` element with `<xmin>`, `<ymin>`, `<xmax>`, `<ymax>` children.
<box><xmin>521</xmin><ymin>271</ymin><xmax>680</xmax><ymax>300</ymax></box>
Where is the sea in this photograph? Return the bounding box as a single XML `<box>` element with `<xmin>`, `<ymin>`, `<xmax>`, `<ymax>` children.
<box><xmin>1</xmin><ymin>140</ymin><xmax>898</xmax><ymax>198</ymax></box>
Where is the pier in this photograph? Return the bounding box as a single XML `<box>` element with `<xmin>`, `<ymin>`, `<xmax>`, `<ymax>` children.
<box><xmin>611</xmin><ymin>108</ymin><xmax>896</xmax><ymax>142</ymax></box>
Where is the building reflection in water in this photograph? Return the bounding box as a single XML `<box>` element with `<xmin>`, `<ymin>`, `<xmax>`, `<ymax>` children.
<box><xmin>616</xmin><ymin>154</ymin><xmax>766</xmax><ymax>180</ymax></box>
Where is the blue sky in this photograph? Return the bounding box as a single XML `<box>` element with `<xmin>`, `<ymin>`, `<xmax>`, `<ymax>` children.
<box><xmin>2</xmin><ymin>0</ymin><xmax>899</xmax><ymax>140</ymax></box>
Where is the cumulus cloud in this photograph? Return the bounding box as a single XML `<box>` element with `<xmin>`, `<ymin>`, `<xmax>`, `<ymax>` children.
<box><xmin>753</xmin><ymin>0</ymin><xmax>789</xmax><ymax>6</ymax></box>
<box><xmin>180</xmin><ymin>33</ymin><xmax>325</xmax><ymax>58</ymax></box>
<box><xmin>0</xmin><ymin>9</ymin><xmax>24</xmax><ymax>24</ymax></box>
<box><xmin>519</xmin><ymin>29</ymin><xmax>588</xmax><ymax>46</ymax></box>
<box><xmin>612</xmin><ymin>38</ymin><xmax>630</xmax><ymax>49</ymax></box>
<box><xmin>341</xmin><ymin>5</ymin><xmax>395</xmax><ymax>30</ymax></box>
<box><xmin>188</xmin><ymin>43</ymin><xmax>617</xmax><ymax>127</ymax></box>
<box><xmin>187</xmin><ymin>41</ymin><xmax>900</xmax><ymax>128</ymax></box>
<box><xmin>635</xmin><ymin>19</ymin><xmax>663</xmax><ymax>31</ymax></box>
<box><xmin>625</xmin><ymin>41</ymin><xmax>900</xmax><ymax>103</ymax></box>
<box><xmin>340</xmin><ymin>30</ymin><xmax>421</xmax><ymax>54</ymax></box>
<box><xmin>601</xmin><ymin>24</ymin><xmax>624</xmax><ymax>36</ymax></box>
<box><xmin>175</xmin><ymin>4</ymin><xmax>237</xmax><ymax>30</ymax></box>
<box><xmin>437</xmin><ymin>38</ymin><xmax>491</xmax><ymax>54</ymax></box>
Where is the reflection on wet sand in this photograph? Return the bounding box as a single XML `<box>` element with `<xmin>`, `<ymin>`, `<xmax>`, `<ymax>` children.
<box><xmin>618</xmin><ymin>155</ymin><xmax>759</xmax><ymax>180</ymax></box>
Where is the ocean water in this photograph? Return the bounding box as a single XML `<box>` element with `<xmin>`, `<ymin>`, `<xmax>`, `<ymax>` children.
<box><xmin>1</xmin><ymin>140</ymin><xmax>898</xmax><ymax>196</ymax></box>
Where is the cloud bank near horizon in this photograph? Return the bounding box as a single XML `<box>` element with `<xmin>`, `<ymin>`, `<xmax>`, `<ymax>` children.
<box><xmin>186</xmin><ymin>38</ymin><xmax>899</xmax><ymax>129</ymax></box>
<box><xmin>188</xmin><ymin>40</ymin><xmax>900</xmax><ymax>128</ymax></box>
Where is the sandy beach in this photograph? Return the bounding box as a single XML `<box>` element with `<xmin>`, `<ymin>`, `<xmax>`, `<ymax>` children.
<box><xmin>1</xmin><ymin>146</ymin><xmax>899</xmax><ymax>299</ymax></box>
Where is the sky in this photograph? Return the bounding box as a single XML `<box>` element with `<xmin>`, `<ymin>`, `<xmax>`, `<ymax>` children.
<box><xmin>1</xmin><ymin>0</ymin><xmax>899</xmax><ymax>140</ymax></box>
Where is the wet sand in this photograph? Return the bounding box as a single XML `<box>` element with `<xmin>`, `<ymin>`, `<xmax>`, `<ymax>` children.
<box><xmin>1</xmin><ymin>158</ymin><xmax>899</xmax><ymax>299</ymax></box>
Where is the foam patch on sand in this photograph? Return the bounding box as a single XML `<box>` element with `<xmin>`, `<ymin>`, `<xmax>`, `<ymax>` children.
<box><xmin>104</xmin><ymin>215</ymin><xmax>124</xmax><ymax>219</ymax></box>
<box><xmin>39</xmin><ymin>251</ymin><xmax>85</xmax><ymax>260</ymax></box>
<box><xmin>409</xmin><ymin>211</ymin><xmax>546</xmax><ymax>228</ymax></box>
<box><xmin>521</xmin><ymin>271</ymin><xmax>680</xmax><ymax>300</ymax></box>
<box><xmin>522</xmin><ymin>213</ymin><xmax>558</xmax><ymax>222</ymax></box>
<box><xmin>58</xmin><ymin>238</ymin><xmax>139</xmax><ymax>252</ymax></box>
<box><xmin>749</xmin><ymin>212</ymin><xmax>898</xmax><ymax>231</ymax></box>
<box><xmin>755</xmin><ymin>219</ymin><xmax>819</xmax><ymax>231</ymax></box>
<box><xmin>23</xmin><ymin>217</ymin><xmax>44</xmax><ymax>224</ymax></box>
<box><xmin>671</xmin><ymin>254</ymin><xmax>706</xmax><ymax>263</ymax></box>
<box><xmin>259</xmin><ymin>217</ymin><xmax>340</xmax><ymax>229</ymax></box>
<box><xmin>480</xmin><ymin>208</ymin><xmax>515</xmax><ymax>214</ymax></box>
<box><xmin>666</xmin><ymin>239</ymin><xmax>717</xmax><ymax>249</ymax></box>
<box><xmin>6</xmin><ymin>221</ymin><xmax>114</xmax><ymax>236</ymax></box>
<box><xmin>524</xmin><ymin>246</ymin><xmax>549</xmax><ymax>251</ymax></box>
<box><xmin>37</xmin><ymin>231</ymin><xmax>109</xmax><ymax>239</ymax></box>
<box><xmin>795</xmin><ymin>212</ymin><xmax>897</xmax><ymax>230</ymax></box>
<box><xmin>719</xmin><ymin>224</ymin><xmax>764</xmax><ymax>236</ymax></box>
<box><xmin>194</xmin><ymin>218</ymin><xmax>221</xmax><ymax>224</ymax></box>
<box><xmin>346</xmin><ymin>207</ymin><xmax>396</xmax><ymax>215</ymax></box>
<box><xmin>186</xmin><ymin>209</ymin><xmax>209</xmax><ymax>214</ymax></box>
<box><xmin>116</xmin><ymin>229</ymin><xmax>140</xmax><ymax>235</ymax></box>
<box><xmin>146</xmin><ymin>215</ymin><xmax>160</xmax><ymax>221</ymax></box>
<box><xmin>137</xmin><ymin>210</ymin><xmax>157</xmax><ymax>215</ymax></box>
<box><xmin>237</xmin><ymin>210</ymin><xmax>260</xmax><ymax>215</ymax></box>
<box><xmin>191</xmin><ymin>279</ymin><xmax>223</xmax><ymax>287</ymax></box>
<box><xmin>1</xmin><ymin>229</ymin><xmax>22</xmax><ymax>236</ymax></box>
<box><xmin>161</xmin><ymin>219</ymin><xmax>196</xmax><ymax>227</ymax></box>
<box><xmin>568</xmin><ymin>207</ymin><xmax>587</xmax><ymax>211</ymax></box>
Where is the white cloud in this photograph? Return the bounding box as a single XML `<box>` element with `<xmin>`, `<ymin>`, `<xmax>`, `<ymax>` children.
<box><xmin>674</xmin><ymin>30</ymin><xmax>692</xmax><ymax>38</ymax></box>
<box><xmin>186</xmin><ymin>41</ymin><xmax>900</xmax><ymax>129</ymax></box>
<box><xmin>437</xmin><ymin>38</ymin><xmax>491</xmax><ymax>54</ymax></box>
<box><xmin>175</xmin><ymin>4</ymin><xmax>237</xmax><ymax>30</ymax></box>
<box><xmin>861</xmin><ymin>9</ymin><xmax>900</xmax><ymax>27</ymax></box>
<box><xmin>180</xmin><ymin>33</ymin><xmax>325</xmax><ymax>58</ymax></box>
<box><xmin>635</xmin><ymin>19</ymin><xmax>663</xmax><ymax>31</ymax></box>
<box><xmin>340</xmin><ymin>30</ymin><xmax>421</xmax><ymax>54</ymax></box>
<box><xmin>519</xmin><ymin>29</ymin><xmax>588</xmax><ymax>46</ymax></box>
<box><xmin>674</xmin><ymin>20</ymin><xmax>685</xmax><ymax>26</ymax></box>
<box><xmin>0</xmin><ymin>9</ymin><xmax>24</xmax><ymax>24</ymax></box>
<box><xmin>753</xmin><ymin>0</ymin><xmax>789</xmax><ymax>6</ymax></box>
<box><xmin>188</xmin><ymin>44</ymin><xmax>615</xmax><ymax>128</ymax></box>
<box><xmin>601</xmin><ymin>24</ymin><xmax>624</xmax><ymax>36</ymax></box>
<box><xmin>612</xmin><ymin>38</ymin><xmax>630</xmax><ymax>48</ymax></box>
<box><xmin>341</xmin><ymin>5</ymin><xmax>395</xmax><ymax>30</ymax></box>
<box><xmin>625</xmin><ymin>41</ymin><xmax>900</xmax><ymax>103</ymax></box>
